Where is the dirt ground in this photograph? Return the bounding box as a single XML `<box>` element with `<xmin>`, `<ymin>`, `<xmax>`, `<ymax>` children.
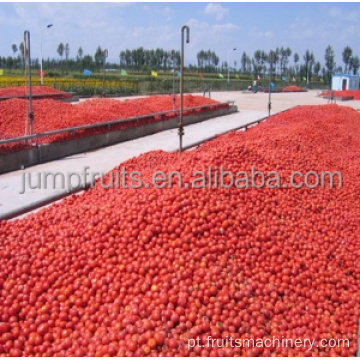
<box><xmin>198</xmin><ymin>89</ymin><xmax>360</xmax><ymax>113</ymax></box>
<box><xmin>100</xmin><ymin>89</ymin><xmax>360</xmax><ymax>115</ymax></box>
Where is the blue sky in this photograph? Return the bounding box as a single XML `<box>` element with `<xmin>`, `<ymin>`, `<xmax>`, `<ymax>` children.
<box><xmin>0</xmin><ymin>2</ymin><xmax>359</xmax><ymax>68</ymax></box>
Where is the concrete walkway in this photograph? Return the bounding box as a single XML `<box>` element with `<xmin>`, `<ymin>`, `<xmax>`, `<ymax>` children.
<box><xmin>0</xmin><ymin>109</ymin><xmax>266</xmax><ymax>219</ymax></box>
<box><xmin>1</xmin><ymin>89</ymin><xmax>359</xmax><ymax>220</ymax></box>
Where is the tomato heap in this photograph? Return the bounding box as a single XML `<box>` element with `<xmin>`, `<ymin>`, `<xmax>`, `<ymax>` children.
<box><xmin>0</xmin><ymin>95</ymin><xmax>226</xmax><ymax>154</ymax></box>
<box><xmin>0</xmin><ymin>104</ymin><xmax>359</xmax><ymax>356</ymax></box>
<box><xmin>282</xmin><ymin>86</ymin><xmax>305</xmax><ymax>93</ymax></box>
<box><xmin>320</xmin><ymin>90</ymin><xmax>360</xmax><ymax>100</ymax></box>
<box><xmin>0</xmin><ymin>86</ymin><xmax>71</xmax><ymax>99</ymax></box>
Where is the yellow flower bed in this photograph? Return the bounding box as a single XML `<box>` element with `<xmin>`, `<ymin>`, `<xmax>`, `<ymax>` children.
<box><xmin>0</xmin><ymin>76</ymin><xmax>138</xmax><ymax>90</ymax></box>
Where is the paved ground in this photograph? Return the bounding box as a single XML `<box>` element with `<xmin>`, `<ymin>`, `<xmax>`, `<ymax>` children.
<box><xmin>1</xmin><ymin>90</ymin><xmax>359</xmax><ymax>220</ymax></box>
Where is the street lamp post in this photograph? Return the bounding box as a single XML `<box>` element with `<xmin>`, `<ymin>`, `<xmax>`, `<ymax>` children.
<box><xmin>102</xmin><ymin>49</ymin><xmax>108</xmax><ymax>97</ymax></box>
<box><xmin>40</xmin><ymin>24</ymin><xmax>53</xmax><ymax>86</ymax></box>
<box><xmin>179</xmin><ymin>25</ymin><xmax>190</xmax><ymax>153</ymax></box>
<box><xmin>171</xmin><ymin>50</ymin><xmax>176</xmax><ymax>111</ymax></box>
<box><xmin>24</xmin><ymin>31</ymin><xmax>33</xmax><ymax>145</ymax></box>
<box><xmin>268</xmin><ymin>50</ymin><xmax>273</xmax><ymax>117</ymax></box>
<box><xmin>227</xmin><ymin>48</ymin><xmax>237</xmax><ymax>90</ymax></box>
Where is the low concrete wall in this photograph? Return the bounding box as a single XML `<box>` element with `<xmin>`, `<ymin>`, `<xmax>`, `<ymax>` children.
<box><xmin>0</xmin><ymin>106</ymin><xmax>237</xmax><ymax>174</ymax></box>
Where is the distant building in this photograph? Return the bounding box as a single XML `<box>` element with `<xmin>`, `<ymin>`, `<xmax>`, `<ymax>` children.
<box><xmin>331</xmin><ymin>74</ymin><xmax>359</xmax><ymax>91</ymax></box>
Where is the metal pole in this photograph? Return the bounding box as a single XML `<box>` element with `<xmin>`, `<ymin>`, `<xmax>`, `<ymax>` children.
<box><xmin>24</xmin><ymin>31</ymin><xmax>34</xmax><ymax>145</ymax></box>
<box><xmin>179</xmin><ymin>26</ymin><xmax>190</xmax><ymax>153</ymax></box>
<box><xmin>268</xmin><ymin>50</ymin><xmax>272</xmax><ymax>117</ymax></box>
<box><xmin>307</xmin><ymin>61</ymin><xmax>311</xmax><ymax>87</ymax></box>
<box><xmin>357</xmin><ymin>317</ymin><xmax>360</xmax><ymax>357</ymax></box>
<box><xmin>172</xmin><ymin>50</ymin><xmax>175</xmax><ymax>111</ymax></box>
<box><xmin>227</xmin><ymin>48</ymin><xmax>236</xmax><ymax>90</ymax></box>
<box><xmin>227</xmin><ymin>50</ymin><xmax>230</xmax><ymax>89</ymax></box>
<box><xmin>40</xmin><ymin>24</ymin><xmax>53</xmax><ymax>86</ymax></box>
<box><xmin>40</xmin><ymin>31</ymin><xmax>43</xmax><ymax>86</ymax></box>
<box><xmin>102</xmin><ymin>49</ymin><xmax>108</xmax><ymax>98</ymax></box>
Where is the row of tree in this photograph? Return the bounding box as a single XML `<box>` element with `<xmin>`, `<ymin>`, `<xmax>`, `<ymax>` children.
<box><xmin>238</xmin><ymin>46</ymin><xmax>359</xmax><ymax>82</ymax></box>
<box><xmin>1</xmin><ymin>42</ymin><xmax>359</xmax><ymax>82</ymax></box>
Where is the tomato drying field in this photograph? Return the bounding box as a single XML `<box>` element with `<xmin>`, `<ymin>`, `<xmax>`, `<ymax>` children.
<box><xmin>320</xmin><ymin>90</ymin><xmax>360</xmax><ymax>100</ymax></box>
<box><xmin>0</xmin><ymin>104</ymin><xmax>359</xmax><ymax>356</ymax></box>
<box><xmin>0</xmin><ymin>86</ymin><xmax>71</xmax><ymax>100</ymax></box>
<box><xmin>0</xmin><ymin>95</ymin><xmax>226</xmax><ymax>154</ymax></box>
<box><xmin>282</xmin><ymin>85</ymin><xmax>306</xmax><ymax>93</ymax></box>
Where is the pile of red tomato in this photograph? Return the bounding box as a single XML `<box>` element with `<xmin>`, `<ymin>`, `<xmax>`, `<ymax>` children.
<box><xmin>282</xmin><ymin>86</ymin><xmax>305</xmax><ymax>93</ymax></box>
<box><xmin>319</xmin><ymin>90</ymin><xmax>360</xmax><ymax>100</ymax></box>
<box><xmin>0</xmin><ymin>95</ymin><xmax>227</xmax><ymax>154</ymax></box>
<box><xmin>0</xmin><ymin>104</ymin><xmax>359</xmax><ymax>356</ymax></box>
<box><xmin>0</xmin><ymin>86</ymin><xmax>71</xmax><ymax>99</ymax></box>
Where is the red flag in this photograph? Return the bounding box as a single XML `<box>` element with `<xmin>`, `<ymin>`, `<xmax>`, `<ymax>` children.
<box><xmin>199</xmin><ymin>73</ymin><xmax>204</xmax><ymax>79</ymax></box>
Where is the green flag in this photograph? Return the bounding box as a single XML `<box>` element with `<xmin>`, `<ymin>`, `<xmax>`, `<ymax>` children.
<box><xmin>121</xmin><ymin>69</ymin><xmax>127</xmax><ymax>76</ymax></box>
<box><xmin>302</xmin><ymin>77</ymin><xmax>306</xmax><ymax>81</ymax></box>
<box><xmin>218</xmin><ymin>73</ymin><xmax>224</xmax><ymax>79</ymax></box>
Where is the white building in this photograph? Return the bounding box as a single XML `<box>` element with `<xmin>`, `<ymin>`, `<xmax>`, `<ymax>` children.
<box><xmin>331</xmin><ymin>74</ymin><xmax>359</xmax><ymax>91</ymax></box>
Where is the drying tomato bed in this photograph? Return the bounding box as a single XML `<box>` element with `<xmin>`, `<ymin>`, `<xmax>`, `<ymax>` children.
<box><xmin>0</xmin><ymin>95</ymin><xmax>227</xmax><ymax>154</ymax></box>
<box><xmin>282</xmin><ymin>86</ymin><xmax>306</xmax><ymax>93</ymax></box>
<box><xmin>0</xmin><ymin>86</ymin><xmax>71</xmax><ymax>100</ymax></box>
<box><xmin>0</xmin><ymin>104</ymin><xmax>359</xmax><ymax>356</ymax></box>
<box><xmin>320</xmin><ymin>90</ymin><xmax>360</xmax><ymax>100</ymax></box>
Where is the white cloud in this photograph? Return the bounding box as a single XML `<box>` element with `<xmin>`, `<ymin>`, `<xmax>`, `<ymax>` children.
<box><xmin>204</xmin><ymin>3</ymin><xmax>229</xmax><ymax>21</ymax></box>
<box><xmin>212</xmin><ymin>23</ymin><xmax>240</xmax><ymax>33</ymax></box>
<box><xmin>328</xmin><ymin>6</ymin><xmax>342</xmax><ymax>18</ymax></box>
<box><xmin>249</xmin><ymin>28</ymin><xmax>274</xmax><ymax>39</ymax></box>
<box><xmin>187</xmin><ymin>18</ymin><xmax>210</xmax><ymax>31</ymax></box>
<box><xmin>15</xmin><ymin>6</ymin><xmax>25</xmax><ymax>17</ymax></box>
<box><xmin>1</xmin><ymin>3</ymin><xmax>359</xmax><ymax>69</ymax></box>
<box><xmin>345</xmin><ymin>11</ymin><xmax>360</xmax><ymax>22</ymax></box>
<box><xmin>325</xmin><ymin>5</ymin><xmax>360</xmax><ymax>22</ymax></box>
<box><xmin>160</xmin><ymin>6</ymin><xmax>172</xmax><ymax>18</ymax></box>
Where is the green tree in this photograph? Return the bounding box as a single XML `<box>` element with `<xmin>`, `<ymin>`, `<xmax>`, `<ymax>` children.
<box><xmin>6</xmin><ymin>56</ymin><xmax>14</xmax><ymax>70</ymax></box>
<box><xmin>19</xmin><ymin>42</ymin><xmax>25</xmax><ymax>68</ymax></box>
<box><xmin>350</xmin><ymin>55</ymin><xmax>360</xmax><ymax>75</ymax></box>
<box><xmin>324</xmin><ymin>45</ymin><xmax>336</xmax><ymax>82</ymax></box>
<box><xmin>11</xmin><ymin>44</ymin><xmax>18</xmax><ymax>69</ymax></box>
<box><xmin>246</xmin><ymin>55</ymin><xmax>252</xmax><ymax>74</ymax></box>
<box><xmin>65</xmin><ymin>43</ymin><xmax>70</xmax><ymax>74</ymax></box>
<box><xmin>342</xmin><ymin>46</ymin><xmax>352</xmax><ymax>73</ymax></box>
<box><xmin>119</xmin><ymin>50</ymin><xmax>126</xmax><ymax>67</ymax></box>
<box><xmin>294</xmin><ymin>52</ymin><xmax>300</xmax><ymax>78</ymax></box>
<box><xmin>279</xmin><ymin>47</ymin><xmax>292</xmax><ymax>76</ymax></box>
<box><xmin>274</xmin><ymin>47</ymin><xmax>281</xmax><ymax>76</ymax></box>
<box><xmin>241</xmin><ymin>51</ymin><xmax>247</xmax><ymax>74</ymax></box>
<box><xmin>303</xmin><ymin>50</ymin><xmax>315</xmax><ymax>84</ymax></box>
<box><xmin>260</xmin><ymin>51</ymin><xmax>268</xmax><ymax>78</ymax></box>
<box><xmin>57</xmin><ymin>43</ymin><xmax>64</xmax><ymax>60</ymax></box>
<box><xmin>11</xmin><ymin>44</ymin><xmax>18</xmax><ymax>56</ymax></box>
<box><xmin>211</xmin><ymin>51</ymin><xmax>219</xmax><ymax>70</ymax></box>
<box><xmin>313</xmin><ymin>61</ymin><xmax>321</xmax><ymax>78</ymax></box>
<box><xmin>77</xmin><ymin>47</ymin><xmax>83</xmax><ymax>59</ymax></box>
<box><xmin>94</xmin><ymin>46</ymin><xmax>104</xmax><ymax>69</ymax></box>
<box><xmin>82</xmin><ymin>55</ymin><xmax>93</xmax><ymax>71</ymax></box>
<box><xmin>253</xmin><ymin>50</ymin><xmax>268</xmax><ymax>78</ymax></box>
<box><xmin>197</xmin><ymin>50</ymin><xmax>204</xmax><ymax>70</ymax></box>
<box><xmin>253</xmin><ymin>50</ymin><xmax>262</xmax><ymax>76</ymax></box>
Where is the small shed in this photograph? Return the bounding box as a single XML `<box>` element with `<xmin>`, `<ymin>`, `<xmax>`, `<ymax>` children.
<box><xmin>331</xmin><ymin>74</ymin><xmax>359</xmax><ymax>91</ymax></box>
